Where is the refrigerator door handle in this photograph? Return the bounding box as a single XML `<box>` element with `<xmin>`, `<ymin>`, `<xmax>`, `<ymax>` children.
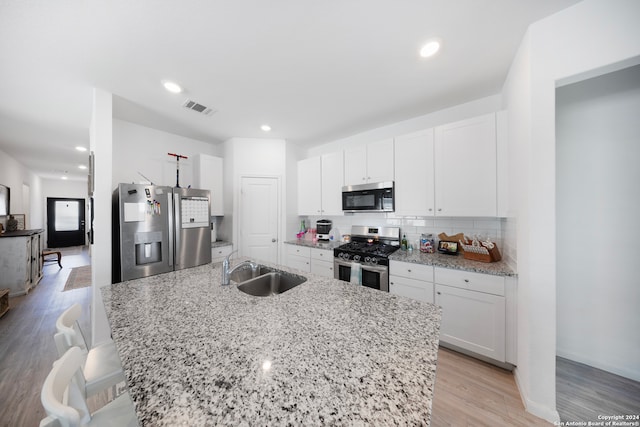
<box><xmin>167</xmin><ymin>192</ymin><xmax>174</xmax><ymax>268</ymax></box>
<box><xmin>173</xmin><ymin>191</ymin><xmax>181</xmax><ymax>266</ymax></box>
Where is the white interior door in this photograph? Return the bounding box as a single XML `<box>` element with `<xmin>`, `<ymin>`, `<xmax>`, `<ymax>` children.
<box><xmin>240</xmin><ymin>177</ymin><xmax>279</xmax><ymax>263</ymax></box>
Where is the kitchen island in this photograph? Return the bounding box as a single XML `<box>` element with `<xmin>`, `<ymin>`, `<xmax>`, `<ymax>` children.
<box><xmin>102</xmin><ymin>260</ymin><xmax>442</xmax><ymax>426</ymax></box>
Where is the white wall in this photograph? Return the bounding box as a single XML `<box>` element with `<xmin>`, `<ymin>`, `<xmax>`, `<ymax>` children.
<box><xmin>112</xmin><ymin>119</ymin><xmax>221</xmax><ymax>189</ymax></box>
<box><xmin>40</xmin><ymin>178</ymin><xmax>89</xmax><ymax>246</ymax></box>
<box><xmin>0</xmin><ymin>148</ymin><xmax>43</xmax><ymax>230</ymax></box>
<box><xmin>90</xmin><ymin>89</ymin><xmax>114</xmax><ymax>346</ymax></box>
<box><xmin>308</xmin><ymin>95</ymin><xmax>501</xmax><ymax>158</ymax></box>
<box><xmin>501</xmin><ymin>0</ymin><xmax>640</xmax><ymax>421</ymax></box>
<box><xmin>222</xmin><ymin>137</ymin><xmax>293</xmax><ymax>263</ymax></box>
<box><xmin>556</xmin><ymin>64</ymin><xmax>640</xmax><ymax>381</ymax></box>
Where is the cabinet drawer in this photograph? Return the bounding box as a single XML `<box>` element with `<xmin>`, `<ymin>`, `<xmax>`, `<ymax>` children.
<box><xmin>310</xmin><ymin>247</ymin><xmax>332</xmax><ymax>262</ymax></box>
<box><xmin>211</xmin><ymin>245</ymin><xmax>233</xmax><ymax>260</ymax></box>
<box><xmin>285</xmin><ymin>244</ymin><xmax>311</xmax><ymax>258</ymax></box>
<box><xmin>434</xmin><ymin>267</ymin><xmax>504</xmax><ymax>296</ymax></box>
<box><xmin>389</xmin><ymin>261</ymin><xmax>434</xmax><ymax>281</ymax></box>
<box><xmin>389</xmin><ymin>275</ymin><xmax>434</xmax><ymax>303</ymax></box>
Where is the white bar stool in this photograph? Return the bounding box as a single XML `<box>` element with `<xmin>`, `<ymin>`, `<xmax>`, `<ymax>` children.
<box><xmin>55</xmin><ymin>303</ymin><xmax>126</xmax><ymax>398</ymax></box>
<box><xmin>40</xmin><ymin>346</ymin><xmax>139</xmax><ymax>427</ymax></box>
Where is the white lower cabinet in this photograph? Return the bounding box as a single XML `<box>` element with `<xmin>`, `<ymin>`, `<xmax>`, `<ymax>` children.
<box><xmin>211</xmin><ymin>245</ymin><xmax>233</xmax><ymax>264</ymax></box>
<box><xmin>434</xmin><ymin>267</ymin><xmax>507</xmax><ymax>363</ymax></box>
<box><xmin>310</xmin><ymin>248</ymin><xmax>334</xmax><ymax>278</ymax></box>
<box><xmin>389</xmin><ymin>261</ymin><xmax>434</xmax><ymax>303</ymax></box>
<box><xmin>285</xmin><ymin>245</ymin><xmax>311</xmax><ymax>273</ymax></box>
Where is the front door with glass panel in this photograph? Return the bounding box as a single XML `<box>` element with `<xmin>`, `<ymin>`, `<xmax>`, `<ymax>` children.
<box><xmin>46</xmin><ymin>198</ymin><xmax>86</xmax><ymax>247</ymax></box>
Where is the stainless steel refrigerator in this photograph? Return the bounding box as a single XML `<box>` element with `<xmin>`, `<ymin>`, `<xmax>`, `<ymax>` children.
<box><xmin>112</xmin><ymin>183</ymin><xmax>211</xmax><ymax>283</ymax></box>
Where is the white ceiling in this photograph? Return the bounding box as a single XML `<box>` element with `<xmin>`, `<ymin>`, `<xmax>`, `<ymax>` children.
<box><xmin>0</xmin><ymin>0</ymin><xmax>581</xmax><ymax>181</ymax></box>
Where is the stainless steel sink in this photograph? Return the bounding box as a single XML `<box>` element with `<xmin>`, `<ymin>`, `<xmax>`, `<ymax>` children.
<box><xmin>229</xmin><ymin>264</ymin><xmax>274</xmax><ymax>283</ymax></box>
<box><xmin>237</xmin><ymin>271</ymin><xmax>307</xmax><ymax>297</ymax></box>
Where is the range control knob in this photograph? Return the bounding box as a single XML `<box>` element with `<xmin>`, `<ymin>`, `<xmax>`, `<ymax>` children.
<box><xmin>353</xmin><ymin>255</ymin><xmax>361</xmax><ymax>262</ymax></box>
<box><xmin>364</xmin><ymin>257</ymin><xmax>371</xmax><ymax>263</ymax></box>
<box><xmin>342</xmin><ymin>253</ymin><xmax>351</xmax><ymax>260</ymax></box>
<box><xmin>370</xmin><ymin>257</ymin><xmax>378</xmax><ymax>265</ymax></box>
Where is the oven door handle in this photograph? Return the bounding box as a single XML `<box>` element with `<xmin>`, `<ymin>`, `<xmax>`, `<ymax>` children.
<box><xmin>333</xmin><ymin>258</ymin><xmax>388</xmax><ymax>272</ymax></box>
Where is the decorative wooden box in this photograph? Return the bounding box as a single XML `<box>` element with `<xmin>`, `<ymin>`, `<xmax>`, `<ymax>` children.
<box><xmin>461</xmin><ymin>242</ymin><xmax>502</xmax><ymax>263</ymax></box>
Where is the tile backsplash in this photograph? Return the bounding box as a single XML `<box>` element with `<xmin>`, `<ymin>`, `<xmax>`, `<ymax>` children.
<box><xmin>303</xmin><ymin>214</ymin><xmax>503</xmax><ymax>249</ymax></box>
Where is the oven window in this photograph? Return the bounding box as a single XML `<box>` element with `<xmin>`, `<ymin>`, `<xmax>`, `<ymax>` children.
<box><xmin>362</xmin><ymin>269</ymin><xmax>381</xmax><ymax>290</ymax></box>
<box><xmin>337</xmin><ymin>264</ymin><xmax>351</xmax><ymax>282</ymax></box>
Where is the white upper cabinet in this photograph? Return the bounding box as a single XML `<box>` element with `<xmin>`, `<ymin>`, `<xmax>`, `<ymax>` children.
<box><xmin>320</xmin><ymin>151</ymin><xmax>344</xmax><ymax>215</ymax></box>
<box><xmin>434</xmin><ymin>113</ymin><xmax>497</xmax><ymax>217</ymax></box>
<box><xmin>297</xmin><ymin>152</ymin><xmax>344</xmax><ymax>216</ymax></box>
<box><xmin>297</xmin><ymin>156</ymin><xmax>322</xmax><ymax>215</ymax></box>
<box><xmin>193</xmin><ymin>154</ymin><xmax>224</xmax><ymax>216</ymax></box>
<box><xmin>344</xmin><ymin>139</ymin><xmax>394</xmax><ymax>186</ymax></box>
<box><xmin>394</xmin><ymin>129</ymin><xmax>435</xmax><ymax>216</ymax></box>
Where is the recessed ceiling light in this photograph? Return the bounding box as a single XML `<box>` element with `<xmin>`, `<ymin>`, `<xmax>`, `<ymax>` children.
<box><xmin>261</xmin><ymin>125</ymin><xmax>271</xmax><ymax>132</ymax></box>
<box><xmin>163</xmin><ymin>80</ymin><xmax>183</xmax><ymax>94</ymax></box>
<box><xmin>78</xmin><ymin>165</ymin><xmax>87</xmax><ymax>170</ymax></box>
<box><xmin>75</xmin><ymin>146</ymin><xmax>87</xmax><ymax>152</ymax></box>
<box><xmin>419</xmin><ymin>39</ymin><xmax>441</xmax><ymax>58</ymax></box>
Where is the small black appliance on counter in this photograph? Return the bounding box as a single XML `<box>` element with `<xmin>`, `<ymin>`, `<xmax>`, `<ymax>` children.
<box><xmin>316</xmin><ymin>219</ymin><xmax>332</xmax><ymax>241</ymax></box>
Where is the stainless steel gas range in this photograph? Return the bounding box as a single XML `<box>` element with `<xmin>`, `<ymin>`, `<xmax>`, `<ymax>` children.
<box><xmin>333</xmin><ymin>225</ymin><xmax>401</xmax><ymax>292</ymax></box>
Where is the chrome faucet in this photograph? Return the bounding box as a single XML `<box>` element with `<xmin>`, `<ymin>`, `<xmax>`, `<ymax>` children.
<box><xmin>221</xmin><ymin>250</ymin><xmax>259</xmax><ymax>286</ymax></box>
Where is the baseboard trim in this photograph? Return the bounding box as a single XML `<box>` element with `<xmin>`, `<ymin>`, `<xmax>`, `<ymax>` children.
<box><xmin>514</xmin><ymin>366</ymin><xmax>560</xmax><ymax>424</ymax></box>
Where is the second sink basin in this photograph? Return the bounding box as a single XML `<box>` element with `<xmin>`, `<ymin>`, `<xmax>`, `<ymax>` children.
<box><xmin>229</xmin><ymin>264</ymin><xmax>274</xmax><ymax>283</ymax></box>
<box><xmin>237</xmin><ymin>271</ymin><xmax>307</xmax><ymax>297</ymax></box>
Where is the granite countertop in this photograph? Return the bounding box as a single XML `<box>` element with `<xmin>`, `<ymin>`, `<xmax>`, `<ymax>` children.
<box><xmin>390</xmin><ymin>249</ymin><xmax>516</xmax><ymax>277</ymax></box>
<box><xmin>284</xmin><ymin>239</ymin><xmax>343</xmax><ymax>250</ymax></box>
<box><xmin>0</xmin><ymin>228</ymin><xmax>44</xmax><ymax>237</ymax></box>
<box><xmin>102</xmin><ymin>261</ymin><xmax>442</xmax><ymax>426</ymax></box>
<box><xmin>286</xmin><ymin>238</ymin><xmax>516</xmax><ymax>277</ymax></box>
<box><xmin>211</xmin><ymin>240</ymin><xmax>232</xmax><ymax>248</ymax></box>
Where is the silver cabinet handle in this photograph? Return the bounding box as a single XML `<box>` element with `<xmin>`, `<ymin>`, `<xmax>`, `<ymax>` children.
<box><xmin>429</xmin><ymin>208</ymin><xmax>433</xmax><ymax>211</ymax></box>
<box><xmin>464</xmin><ymin>279</ymin><xmax>469</xmax><ymax>283</ymax></box>
<box><xmin>438</xmin><ymin>208</ymin><xmax>442</xmax><ymax>212</ymax></box>
<box><xmin>272</xmin><ymin>238</ymin><xmax>277</xmax><ymax>242</ymax></box>
<box><xmin>437</xmin><ymin>291</ymin><xmax>441</xmax><ymax>295</ymax></box>
<box><xmin>407</xmin><ymin>269</ymin><xmax>412</xmax><ymax>273</ymax></box>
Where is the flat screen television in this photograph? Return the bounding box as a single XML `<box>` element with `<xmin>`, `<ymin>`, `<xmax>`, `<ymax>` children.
<box><xmin>0</xmin><ymin>184</ymin><xmax>9</xmax><ymax>216</ymax></box>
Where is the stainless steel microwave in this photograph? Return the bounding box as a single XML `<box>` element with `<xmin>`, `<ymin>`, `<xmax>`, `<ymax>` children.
<box><xmin>342</xmin><ymin>181</ymin><xmax>394</xmax><ymax>212</ymax></box>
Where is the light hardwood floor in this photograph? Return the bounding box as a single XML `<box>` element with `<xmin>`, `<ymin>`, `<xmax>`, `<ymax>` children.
<box><xmin>0</xmin><ymin>247</ymin><xmax>550</xmax><ymax>426</ymax></box>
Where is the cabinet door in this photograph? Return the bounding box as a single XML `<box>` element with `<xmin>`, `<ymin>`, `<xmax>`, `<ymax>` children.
<box><xmin>287</xmin><ymin>254</ymin><xmax>311</xmax><ymax>272</ymax></box>
<box><xmin>320</xmin><ymin>152</ymin><xmax>344</xmax><ymax>215</ymax></box>
<box><xmin>343</xmin><ymin>145</ymin><xmax>367</xmax><ymax>186</ymax></box>
<box><xmin>366</xmin><ymin>138</ymin><xmax>394</xmax><ymax>183</ymax></box>
<box><xmin>297</xmin><ymin>157</ymin><xmax>322</xmax><ymax>215</ymax></box>
<box><xmin>311</xmin><ymin>259</ymin><xmax>334</xmax><ymax>278</ymax></box>
<box><xmin>435</xmin><ymin>284</ymin><xmax>505</xmax><ymax>362</ymax></box>
<box><xmin>394</xmin><ymin>129</ymin><xmax>434</xmax><ymax>216</ymax></box>
<box><xmin>434</xmin><ymin>114</ymin><xmax>497</xmax><ymax>216</ymax></box>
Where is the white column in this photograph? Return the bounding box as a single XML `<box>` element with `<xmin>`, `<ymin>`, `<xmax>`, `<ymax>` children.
<box><xmin>89</xmin><ymin>88</ymin><xmax>113</xmax><ymax>346</ymax></box>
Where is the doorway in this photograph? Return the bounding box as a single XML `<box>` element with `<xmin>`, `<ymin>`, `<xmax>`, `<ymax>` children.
<box><xmin>239</xmin><ymin>177</ymin><xmax>279</xmax><ymax>264</ymax></box>
<box><xmin>46</xmin><ymin>198</ymin><xmax>86</xmax><ymax>248</ymax></box>
<box><xmin>555</xmin><ymin>64</ymin><xmax>640</xmax><ymax>421</ymax></box>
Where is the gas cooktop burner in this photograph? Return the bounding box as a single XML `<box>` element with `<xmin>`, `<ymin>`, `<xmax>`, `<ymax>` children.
<box><xmin>337</xmin><ymin>241</ymin><xmax>399</xmax><ymax>257</ymax></box>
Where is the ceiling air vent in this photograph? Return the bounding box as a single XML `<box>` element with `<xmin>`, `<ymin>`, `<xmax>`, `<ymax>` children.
<box><xmin>182</xmin><ymin>99</ymin><xmax>216</xmax><ymax>116</ymax></box>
